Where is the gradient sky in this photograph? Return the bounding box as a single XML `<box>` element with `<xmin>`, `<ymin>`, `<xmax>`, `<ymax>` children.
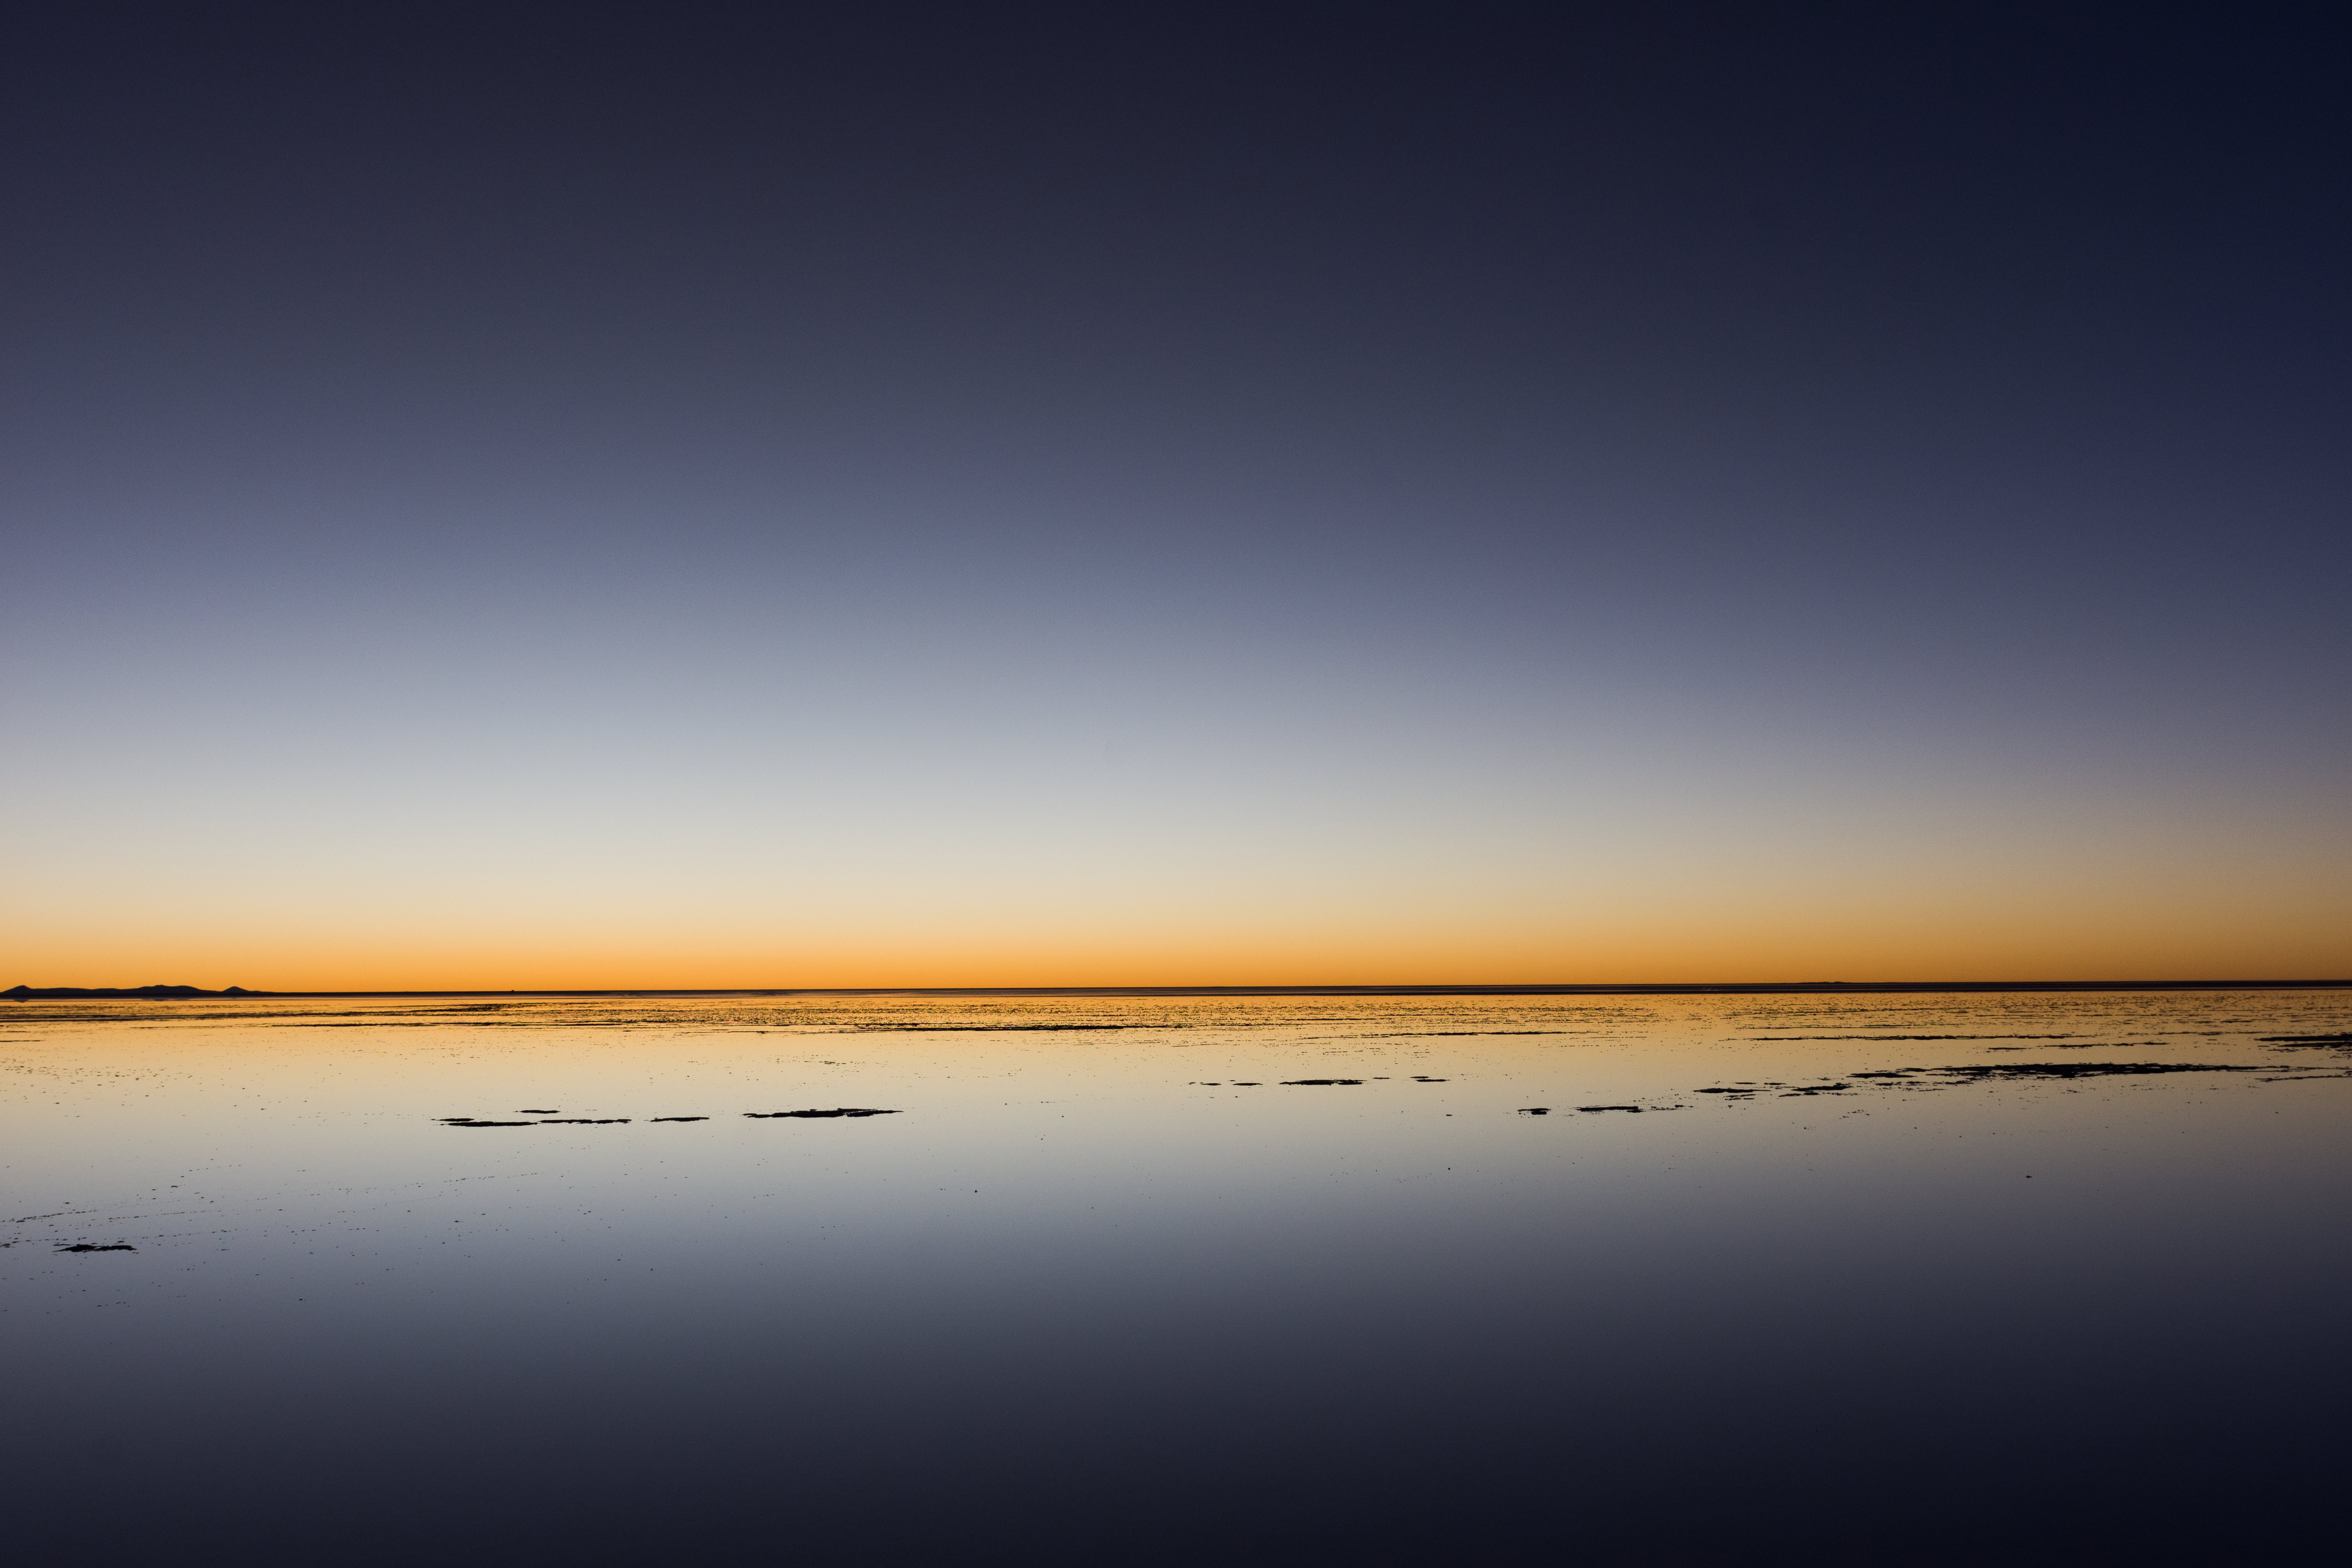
<box><xmin>5</xmin><ymin>4</ymin><xmax>2347</xmax><ymax>987</ymax></box>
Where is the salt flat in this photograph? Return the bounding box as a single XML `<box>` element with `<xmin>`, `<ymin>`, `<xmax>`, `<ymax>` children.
<box><xmin>7</xmin><ymin>989</ymin><xmax>2348</xmax><ymax>1561</ymax></box>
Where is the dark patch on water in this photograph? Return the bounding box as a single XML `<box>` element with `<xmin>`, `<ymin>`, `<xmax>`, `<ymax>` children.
<box><xmin>1517</xmin><ymin>1107</ymin><xmax>1550</xmax><ymax>1116</ymax></box>
<box><xmin>650</xmin><ymin>1116</ymin><xmax>708</xmax><ymax>1123</ymax></box>
<box><xmin>1412</xmin><ymin>1076</ymin><xmax>1447</xmax><ymax>1082</ymax></box>
<box><xmin>1280</xmin><ymin>1078</ymin><xmax>1364</xmax><ymax>1086</ymax></box>
<box><xmin>1685</xmin><ymin>1061</ymin><xmax>2299</xmax><ymax>1103</ymax></box>
<box><xmin>56</xmin><ymin>1243</ymin><xmax>135</xmax><ymax>1253</ymax></box>
<box><xmin>2260</xmin><ymin>1033</ymin><xmax>2352</xmax><ymax>1047</ymax></box>
<box><xmin>518</xmin><ymin>1108</ymin><xmax>559</xmax><ymax>1114</ymax></box>
<box><xmin>744</xmin><ymin>1108</ymin><xmax>902</xmax><ymax>1118</ymax></box>
<box><xmin>1575</xmin><ymin>1105</ymin><xmax>1644</xmax><ymax>1113</ymax></box>
<box><xmin>1746</xmin><ymin>1034</ymin><xmax>2088</xmax><ymax>1042</ymax></box>
<box><xmin>539</xmin><ymin>1118</ymin><xmax>630</xmax><ymax>1125</ymax></box>
<box><xmin>439</xmin><ymin>1117</ymin><xmax>537</xmax><ymax>1128</ymax></box>
<box><xmin>1849</xmin><ymin>1062</ymin><xmax>2269</xmax><ymax>1083</ymax></box>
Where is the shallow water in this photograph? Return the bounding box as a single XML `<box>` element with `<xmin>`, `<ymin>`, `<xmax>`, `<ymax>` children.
<box><xmin>7</xmin><ymin>989</ymin><xmax>2350</xmax><ymax>1562</ymax></box>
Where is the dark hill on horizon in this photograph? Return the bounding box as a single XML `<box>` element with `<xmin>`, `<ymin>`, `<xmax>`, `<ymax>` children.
<box><xmin>4</xmin><ymin>984</ymin><xmax>261</xmax><ymax>1000</ymax></box>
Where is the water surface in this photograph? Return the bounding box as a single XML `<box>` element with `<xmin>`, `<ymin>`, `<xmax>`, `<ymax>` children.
<box><xmin>7</xmin><ymin>989</ymin><xmax>2349</xmax><ymax>1561</ymax></box>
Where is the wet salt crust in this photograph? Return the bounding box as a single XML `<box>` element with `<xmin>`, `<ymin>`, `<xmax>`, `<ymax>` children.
<box><xmin>5</xmin><ymin>988</ymin><xmax>2350</xmax><ymax>1563</ymax></box>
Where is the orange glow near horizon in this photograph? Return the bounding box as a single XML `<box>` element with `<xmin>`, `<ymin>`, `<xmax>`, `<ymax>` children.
<box><xmin>12</xmin><ymin>876</ymin><xmax>2347</xmax><ymax>992</ymax></box>
<box><xmin>11</xmin><ymin>689</ymin><xmax>2347</xmax><ymax>993</ymax></box>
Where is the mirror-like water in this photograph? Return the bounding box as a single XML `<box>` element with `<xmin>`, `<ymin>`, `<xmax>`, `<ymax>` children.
<box><xmin>7</xmin><ymin>990</ymin><xmax>2349</xmax><ymax>1561</ymax></box>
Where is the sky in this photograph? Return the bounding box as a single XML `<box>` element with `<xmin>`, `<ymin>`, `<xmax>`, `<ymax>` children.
<box><xmin>4</xmin><ymin>4</ymin><xmax>2347</xmax><ymax>988</ymax></box>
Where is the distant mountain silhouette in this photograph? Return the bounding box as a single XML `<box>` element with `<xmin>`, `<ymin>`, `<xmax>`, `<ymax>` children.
<box><xmin>3</xmin><ymin>984</ymin><xmax>261</xmax><ymax>1000</ymax></box>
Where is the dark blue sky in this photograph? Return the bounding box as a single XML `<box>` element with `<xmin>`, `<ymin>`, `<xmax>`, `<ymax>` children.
<box><xmin>6</xmin><ymin>4</ymin><xmax>2347</xmax><ymax>984</ymax></box>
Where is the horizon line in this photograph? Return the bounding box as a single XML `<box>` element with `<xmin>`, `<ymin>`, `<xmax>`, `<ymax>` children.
<box><xmin>10</xmin><ymin>979</ymin><xmax>2352</xmax><ymax>1000</ymax></box>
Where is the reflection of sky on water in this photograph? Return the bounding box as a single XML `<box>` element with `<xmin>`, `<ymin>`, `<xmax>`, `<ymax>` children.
<box><xmin>7</xmin><ymin>991</ymin><xmax>2350</xmax><ymax>1560</ymax></box>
